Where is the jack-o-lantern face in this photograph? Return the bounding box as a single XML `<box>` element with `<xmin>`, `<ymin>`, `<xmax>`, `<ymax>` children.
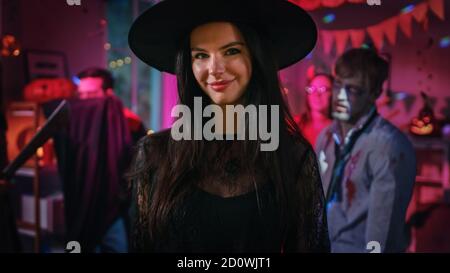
<box><xmin>410</xmin><ymin>115</ymin><xmax>434</xmax><ymax>135</ymax></box>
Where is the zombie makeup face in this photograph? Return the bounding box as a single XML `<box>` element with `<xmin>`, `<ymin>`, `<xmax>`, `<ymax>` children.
<box><xmin>331</xmin><ymin>75</ymin><xmax>374</xmax><ymax>123</ymax></box>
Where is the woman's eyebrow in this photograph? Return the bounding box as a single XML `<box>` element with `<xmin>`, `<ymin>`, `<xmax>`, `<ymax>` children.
<box><xmin>219</xmin><ymin>41</ymin><xmax>245</xmax><ymax>50</ymax></box>
<box><xmin>191</xmin><ymin>47</ymin><xmax>206</xmax><ymax>52</ymax></box>
<box><xmin>191</xmin><ymin>41</ymin><xmax>245</xmax><ymax>52</ymax></box>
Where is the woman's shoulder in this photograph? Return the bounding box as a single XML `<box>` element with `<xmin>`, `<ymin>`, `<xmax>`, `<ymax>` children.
<box><xmin>289</xmin><ymin>131</ymin><xmax>316</xmax><ymax>162</ymax></box>
<box><xmin>136</xmin><ymin>128</ymin><xmax>171</xmax><ymax>147</ymax></box>
<box><xmin>134</xmin><ymin>128</ymin><xmax>172</xmax><ymax>166</ymax></box>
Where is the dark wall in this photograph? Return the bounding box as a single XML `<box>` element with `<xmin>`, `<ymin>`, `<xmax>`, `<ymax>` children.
<box><xmin>1</xmin><ymin>0</ymin><xmax>107</xmax><ymax>103</ymax></box>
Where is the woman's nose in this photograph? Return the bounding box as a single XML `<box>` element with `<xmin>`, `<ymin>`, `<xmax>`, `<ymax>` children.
<box><xmin>208</xmin><ymin>55</ymin><xmax>225</xmax><ymax>77</ymax></box>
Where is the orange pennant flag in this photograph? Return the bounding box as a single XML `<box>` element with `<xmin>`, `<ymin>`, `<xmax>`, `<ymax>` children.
<box><xmin>367</xmin><ymin>24</ymin><xmax>384</xmax><ymax>51</ymax></box>
<box><xmin>412</xmin><ymin>2</ymin><xmax>428</xmax><ymax>23</ymax></box>
<box><xmin>398</xmin><ymin>13</ymin><xmax>412</xmax><ymax>38</ymax></box>
<box><xmin>429</xmin><ymin>0</ymin><xmax>445</xmax><ymax>20</ymax></box>
<box><xmin>321</xmin><ymin>30</ymin><xmax>335</xmax><ymax>55</ymax></box>
<box><xmin>334</xmin><ymin>30</ymin><xmax>350</xmax><ymax>55</ymax></box>
<box><xmin>383</xmin><ymin>17</ymin><xmax>398</xmax><ymax>45</ymax></box>
<box><xmin>349</xmin><ymin>29</ymin><xmax>365</xmax><ymax>48</ymax></box>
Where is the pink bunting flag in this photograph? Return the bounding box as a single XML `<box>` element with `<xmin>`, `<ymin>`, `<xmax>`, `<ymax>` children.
<box><xmin>398</xmin><ymin>13</ymin><xmax>413</xmax><ymax>38</ymax></box>
<box><xmin>383</xmin><ymin>17</ymin><xmax>398</xmax><ymax>45</ymax></box>
<box><xmin>349</xmin><ymin>29</ymin><xmax>365</xmax><ymax>48</ymax></box>
<box><xmin>367</xmin><ymin>23</ymin><xmax>385</xmax><ymax>51</ymax></box>
<box><xmin>429</xmin><ymin>0</ymin><xmax>445</xmax><ymax>20</ymax></box>
<box><xmin>294</xmin><ymin>0</ymin><xmax>321</xmax><ymax>10</ymax></box>
<box><xmin>321</xmin><ymin>30</ymin><xmax>335</xmax><ymax>55</ymax></box>
<box><xmin>322</xmin><ymin>0</ymin><xmax>346</xmax><ymax>8</ymax></box>
<box><xmin>334</xmin><ymin>30</ymin><xmax>350</xmax><ymax>55</ymax></box>
<box><xmin>412</xmin><ymin>2</ymin><xmax>428</xmax><ymax>23</ymax></box>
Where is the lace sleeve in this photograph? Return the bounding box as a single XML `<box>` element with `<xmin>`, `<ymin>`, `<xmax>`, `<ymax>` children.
<box><xmin>286</xmin><ymin>146</ymin><xmax>330</xmax><ymax>252</ymax></box>
<box><xmin>303</xmin><ymin>148</ymin><xmax>330</xmax><ymax>252</ymax></box>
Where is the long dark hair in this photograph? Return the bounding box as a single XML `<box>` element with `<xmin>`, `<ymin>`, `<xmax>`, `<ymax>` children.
<box><xmin>130</xmin><ymin>22</ymin><xmax>318</xmax><ymax>251</ymax></box>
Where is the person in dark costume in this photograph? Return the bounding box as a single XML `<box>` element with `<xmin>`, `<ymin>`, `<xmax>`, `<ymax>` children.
<box><xmin>43</xmin><ymin>67</ymin><xmax>147</xmax><ymax>252</ymax></box>
<box><xmin>127</xmin><ymin>0</ymin><xmax>330</xmax><ymax>252</ymax></box>
<box><xmin>45</xmin><ymin>95</ymin><xmax>134</xmax><ymax>253</ymax></box>
<box><xmin>76</xmin><ymin>67</ymin><xmax>147</xmax><ymax>144</ymax></box>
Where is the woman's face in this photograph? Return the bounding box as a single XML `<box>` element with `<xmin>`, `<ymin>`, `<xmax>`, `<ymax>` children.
<box><xmin>306</xmin><ymin>75</ymin><xmax>332</xmax><ymax>114</ymax></box>
<box><xmin>190</xmin><ymin>22</ymin><xmax>252</xmax><ymax>106</ymax></box>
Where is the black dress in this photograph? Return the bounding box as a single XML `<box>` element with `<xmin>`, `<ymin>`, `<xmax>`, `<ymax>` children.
<box><xmin>129</xmin><ymin>130</ymin><xmax>330</xmax><ymax>253</ymax></box>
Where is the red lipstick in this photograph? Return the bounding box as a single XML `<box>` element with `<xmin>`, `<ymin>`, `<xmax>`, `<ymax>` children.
<box><xmin>208</xmin><ymin>80</ymin><xmax>234</xmax><ymax>92</ymax></box>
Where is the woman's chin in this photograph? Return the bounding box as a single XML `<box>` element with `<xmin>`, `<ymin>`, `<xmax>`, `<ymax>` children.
<box><xmin>210</xmin><ymin>97</ymin><xmax>240</xmax><ymax>106</ymax></box>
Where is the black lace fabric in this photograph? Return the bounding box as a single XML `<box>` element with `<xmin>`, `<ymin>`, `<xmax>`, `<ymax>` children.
<box><xmin>129</xmin><ymin>131</ymin><xmax>330</xmax><ymax>252</ymax></box>
<box><xmin>196</xmin><ymin>139</ymin><xmax>268</xmax><ymax>198</ymax></box>
<box><xmin>289</xmin><ymin>147</ymin><xmax>330</xmax><ymax>252</ymax></box>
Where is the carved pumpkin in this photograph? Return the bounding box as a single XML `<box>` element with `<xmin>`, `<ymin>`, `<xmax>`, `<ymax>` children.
<box><xmin>410</xmin><ymin>92</ymin><xmax>439</xmax><ymax>136</ymax></box>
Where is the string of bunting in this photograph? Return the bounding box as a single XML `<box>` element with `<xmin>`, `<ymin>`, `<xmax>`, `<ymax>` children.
<box><xmin>289</xmin><ymin>0</ymin><xmax>366</xmax><ymax>11</ymax></box>
<box><xmin>313</xmin><ymin>0</ymin><xmax>445</xmax><ymax>55</ymax></box>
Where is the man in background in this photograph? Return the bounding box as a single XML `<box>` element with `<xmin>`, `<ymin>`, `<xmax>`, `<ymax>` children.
<box><xmin>77</xmin><ymin>68</ymin><xmax>146</xmax><ymax>143</ymax></box>
<box><xmin>316</xmin><ymin>48</ymin><xmax>416</xmax><ymax>252</ymax></box>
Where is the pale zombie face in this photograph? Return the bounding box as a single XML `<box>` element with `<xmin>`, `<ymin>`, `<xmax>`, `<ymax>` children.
<box><xmin>306</xmin><ymin>75</ymin><xmax>332</xmax><ymax>115</ymax></box>
<box><xmin>190</xmin><ymin>22</ymin><xmax>252</xmax><ymax>106</ymax></box>
<box><xmin>331</xmin><ymin>74</ymin><xmax>375</xmax><ymax>123</ymax></box>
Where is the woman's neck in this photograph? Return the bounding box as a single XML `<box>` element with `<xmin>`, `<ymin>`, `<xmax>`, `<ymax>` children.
<box><xmin>215</xmin><ymin>105</ymin><xmax>240</xmax><ymax>135</ymax></box>
<box><xmin>310</xmin><ymin>110</ymin><xmax>330</xmax><ymax>123</ymax></box>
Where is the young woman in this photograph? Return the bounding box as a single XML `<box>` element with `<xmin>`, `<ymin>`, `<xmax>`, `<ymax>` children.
<box><xmin>127</xmin><ymin>0</ymin><xmax>330</xmax><ymax>252</ymax></box>
<box><xmin>299</xmin><ymin>73</ymin><xmax>333</xmax><ymax>148</ymax></box>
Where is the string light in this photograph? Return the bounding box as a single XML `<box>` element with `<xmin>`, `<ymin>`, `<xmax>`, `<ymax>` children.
<box><xmin>109</xmin><ymin>61</ymin><xmax>117</xmax><ymax>69</ymax></box>
<box><xmin>323</xmin><ymin>13</ymin><xmax>335</xmax><ymax>24</ymax></box>
<box><xmin>361</xmin><ymin>43</ymin><xmax>370</xmax><ymax>49</ymax></box>
<box><xmin>439</xmin><ymin>36</ymin><xmax>450</xmax><ymax>48</ymax></box>
<box><xmin>108</xmin><ymin>57</ymin><xmax>133</xmax><ymax>69</ymax></box>
<box><xmin>72</xmin><ymin>76</ymin><xmax>80</xmax><ymax>85</ymax></box>
<box><xmin>401</xmin><ymin>4</ymin><xmax>415</xmax><ymax>14</ymax></box>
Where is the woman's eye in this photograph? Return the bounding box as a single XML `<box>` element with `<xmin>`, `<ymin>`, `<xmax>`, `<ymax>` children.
<box><xmin>225</xmin><ymin>48</ymin><xmax>241</xmax><ymax>56</ymax></box>
<box><xmin>193</xmin><ymin>53</ymin><xmax>209</xmax><ymax>59</ymax></box>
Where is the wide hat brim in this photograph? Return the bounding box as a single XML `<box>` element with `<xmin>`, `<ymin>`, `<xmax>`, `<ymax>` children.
<box><xmin>128</xmin><ymin>0</ymin><xmax>317</xmax><ymax>74</ymax></box>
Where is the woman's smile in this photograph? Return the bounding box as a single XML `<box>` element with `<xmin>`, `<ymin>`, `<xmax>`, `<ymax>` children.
<box><xmin>207</xmin><ymin>79</ymin><xmax>236</xmax><ymax>92</ymax></box>
<box><xmin>190</xmin><ymin>22</ymin><xmax>252</xmax><ymax>106</ymax></box>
